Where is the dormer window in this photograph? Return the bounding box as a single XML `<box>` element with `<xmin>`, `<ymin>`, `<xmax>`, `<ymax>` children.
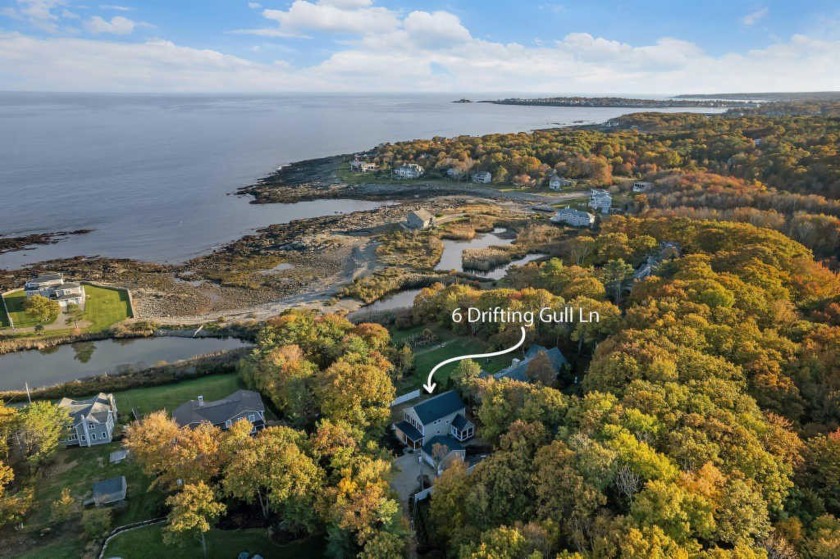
<box><xmin>225</xmin><ymin>419</ymin><xmax>232</xmax><ymax>429</ymax></box>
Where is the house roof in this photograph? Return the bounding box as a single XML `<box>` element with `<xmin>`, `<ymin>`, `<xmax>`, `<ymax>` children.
<box><xmin>93</xmin><ymin>476</ymin><xmax>127</xmax><ymax>505</ymax></box>
<box><xmin>58</xmin><ymin>393</ymin><xmax>116</xmax><ymax>426</ymax></box>
<box><xmin>411</xmin><ymin>391</ymin><xmax>465</xmax><ymax>425</ymax></box>
<box><xmin>451</xmin><ymin>413</ymin><xmax>472</xmax><ymax>431</ymax></box>
<box><xmin>171</xmin><ymin>389</ymin><xmax>265</xmax><ymax>427</ymax></box>
<box><xmin>28</xmin><ymin>272</ymin><xmax>63</xmax><ymax>284</ymax></box>
<box><xmin>408</xmin><ymin>209</ymin><xmax>434</xmax><ymax>222</ymax></box>
<box><xmin>489</xmin><ymin>345</ymin><xmax>568</xmax><ymax>383</ymax></box>
<box><xmin>422</xmin><ymin>435</ymin><xmax>464</xmax><ymax>456</ymax></box>
<box><xmin>395</xmin><ymin>420</ymin><xmax>423</xmax><ymax>442</ymax></box>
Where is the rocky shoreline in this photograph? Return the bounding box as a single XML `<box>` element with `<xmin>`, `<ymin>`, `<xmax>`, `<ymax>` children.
<box><xmin>0</xmin><ymin>229</ymin><xmax>92</xmax><ymax>256</ymax></box>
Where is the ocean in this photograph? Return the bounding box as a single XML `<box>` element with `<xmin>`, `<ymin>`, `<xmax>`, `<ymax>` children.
<box><xmin>0</xmin><ymin>92</ymin><xmax>718</xmax><ymax>268</ymax></box>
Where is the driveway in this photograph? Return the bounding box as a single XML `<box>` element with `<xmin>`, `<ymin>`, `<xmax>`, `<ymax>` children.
<box><xmin>391</xmin><ymin>451</ymin><xmax>435</xmax><ymax>506</ymax></box>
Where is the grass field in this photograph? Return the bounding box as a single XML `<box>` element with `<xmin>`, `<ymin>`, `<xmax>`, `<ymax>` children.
<box><xmin>398</xmin><ymin>330</ymin><xmax>512</xmax><ymax>392</ymax></box>
<box><xmin>82</xmin><ymin>284</ymin><xmax>133</xmax><ymax>331</ymax></box>
<box><xmin>111</xmin><ymin>374</ymin><xmax>244</xmax><ymax>417</ymax></box>
<box><xmin>0</xmin><ymin>296</ymin><xmax>10</xmax><ymax>328</ymax></box>
<box><xmin>103</xmin><ymin>525</ymin><xmax>326</xmax><ymax>559</ymax></box>
<box><xmin>2</xmin><ymin>290</ymin><xmax>46</xmax><ymax>328</ymax></box>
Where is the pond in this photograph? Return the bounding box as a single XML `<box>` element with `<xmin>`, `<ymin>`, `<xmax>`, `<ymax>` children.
<box><xmin>0</xmin><ymin>336</ymin><xmax>251</xmax><ymax>390</ymax></box>
<box><xmin>350</xmin><ymin>288</ymin><xmax>425</xmax><ymax>318</ymax></box>
<box><xmin>436</xmin><ymin>228</ymin><xmax>546</xmax><ymax>279</ymax></box>
<box><xmin>435</xmin><ymin>227</ymin><xmax>514</xmax><ymax>272</ymax></box>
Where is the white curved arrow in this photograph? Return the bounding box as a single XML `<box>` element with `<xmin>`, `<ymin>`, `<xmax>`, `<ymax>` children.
<box><xmin>423</xmin><ymin>326</ymin><xmax>528</xmax><ymax>394</ymax></box>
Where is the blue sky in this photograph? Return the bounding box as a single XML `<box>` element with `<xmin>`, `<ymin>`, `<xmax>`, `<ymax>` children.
<box><xmin>0</xmin><ymin>0</ymin><xmax>838</xmax><ymax>92</ymax></box>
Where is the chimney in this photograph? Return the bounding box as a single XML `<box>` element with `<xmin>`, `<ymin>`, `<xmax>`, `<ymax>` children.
<box><xmin>197</xmin><ymin>395</ymin><xmax>204</xmax><ymax>407</ymax></box>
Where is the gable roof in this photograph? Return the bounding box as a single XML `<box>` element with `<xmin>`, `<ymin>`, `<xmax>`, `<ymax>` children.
<box><xmin>451</xmin><ymin>413</ymin><xmax>472</xmax><ymax>431</ymax></box>
<box><xmin>408</xmin><ymin>209</ymin><xmax>434</xmax><ymax>222</ymax></box>
<box><xmin>172</xmin><ymin>389</ymin><xmax>264</xmax><ymax>427</ymax></box>
<box><xmin>411</xmin><ymin>391</ymin><xmax>465</xmax><ymax>425</ymax></box>
<box><xmin>58</xmin><ymin>393</ymin><xmax>116</xmax><ymax>426</ymax></box>
<box><xmin>422</xmin><ymin>434</ymin><xmax>464</xmax><ymax>456</ymax></box>
<box><xmin>489</xmin><ymin>345</ymin><xmax>568</xmax><ymax>383</ymax></box>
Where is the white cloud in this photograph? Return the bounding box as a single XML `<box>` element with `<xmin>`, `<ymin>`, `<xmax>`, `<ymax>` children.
<box><xmin>2</xmin><ymin>0</ymin><xmax>68</xmax><ymax>32</ymax></box>
<box><xmin>743</xmin><ymin>7</ymin><xmax>768</xmax><ymax>26</ymax></box>
<box><xmin>403</xmin><ymin>11</ymin><xmax>471</xmax><ymax>47</ymax></box>
<box><xmin>99</xmin><ymin>4</ymin><xmax>133</xmax><ymax>11</ymax></box>
<box><xmin>247</xmin><ymin>2</ymin><xmax>261</xmax><ymax>9</ymax></box>
<box><xmin>256</xmin><ymin>0</ymin><xmax>398</xmax><ymax>36</ymax></box>
<box><xmin>85</xmin><ymin>15</ymin><xmax>135</xmax><ymax>35</ymax></box>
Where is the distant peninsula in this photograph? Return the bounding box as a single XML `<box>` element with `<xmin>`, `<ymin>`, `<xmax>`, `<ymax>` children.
<box><xmin>481</xmin><ymin>96</ymin><xmax>754</xmax><ymax>108</ymax></box>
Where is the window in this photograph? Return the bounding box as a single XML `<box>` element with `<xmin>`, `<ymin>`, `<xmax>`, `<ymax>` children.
<box><xmin>248</xmin><ymin>413</ymin><xmax>255</xmax><ymax>422</ymax></box>
<box><xmin>225</xmin><ymin>419</ymin><xmax>232</xmax><ymax>429</ymax></box>
<box><xmin>91</xmin><ymin>433</ymin><xmax>97</xmax><ymax>440</ymax></box>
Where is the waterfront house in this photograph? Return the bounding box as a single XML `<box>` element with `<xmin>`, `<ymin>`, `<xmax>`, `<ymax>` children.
<box><xmin>92</xmin><ymin>476</ymin><xmax>127</xmax><ymax>507</ymax></box>
<box><xmin>172</xmin><ymin>389</ymin><xmax>266</xmax><ymax>432</ymax></box>
<box><xmin>59</xmin><ymin>393</ymin><xmax>118</xmax><ymax>447</ymax></box>
<box><xmin>24</xmin><ymin>272</ymin><xmax>85</xmax><ymax>310</ymax></box>
<box><xmin>393</xmin><ymin>163</ymin><xmax>424</xmax><ymax>179</ymax></box>
<box><xmin>471</xmin><ymin>171</ymin><xmax>492</xmax><ymax>184</ymax></box>
<box><xmin>395</xmin><ymin>390</ymin><xmax>474</xmax><ymax>450</ymax></box>
<box><xmin>350</xmin><ymin>158</ymin><xmax>377</xmax><ymax>173</ymax></box>
<box><xmin>551</xmin><ymin>207</ymin><xmax>595</xmax><ymax>227</ymax></box>
<box><xmin>548</xmin><ymin>174</ymin><xmax>573</xmax><ymax>190</ymax></box>
<box><xmin>588</xmin><ymin>189</ymin><xmax>612</xmax><ymax>214</ymax></box>
<box><xmin>405</xmin><ymin>209</ymin><xmax>436</xmax><ymax>230</ymax></box>
<box><xmin>632</xmin><ymin>181</ymin><xmax>653</xmax><ymax>193</ymax></box>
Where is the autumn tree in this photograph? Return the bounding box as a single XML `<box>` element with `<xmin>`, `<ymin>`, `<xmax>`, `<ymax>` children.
<box><xmin>164</xmin><ymin>481</ymin><xmax>226</xmax><ymax>558</ymax></box>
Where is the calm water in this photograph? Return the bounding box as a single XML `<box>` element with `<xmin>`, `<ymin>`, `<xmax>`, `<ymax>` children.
<box><xmin>0</xmin><ymin>92</ymin><xmax>720</xmax><ymax>268</ymax></box>
<box><xmin>0</xmin><ymin>336</ymin><xmax>250</xmax><ymax>390</ymax></box>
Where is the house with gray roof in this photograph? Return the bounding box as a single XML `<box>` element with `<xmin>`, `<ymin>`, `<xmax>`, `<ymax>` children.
<box><xmin>395</xmin><ymin>390</ymin><xmax>474</xmax><ymax>450</ymax></box>
<box><xmin>59</xmin><ymin>393</ymin><xmax>117</xmax><ymax>447</ymax></box>
<box><xmin>92</xmin><ymin>476</ymin><xmax>127</xmax><ymax>507</ymax></box>
<box><xmin>24</xmin><ymin>272</ymin><xmax>85</xmax><ymax>310</ymax></box>
<box><xmin>421</xmin><ymin>434</ymin><xmax>466</xmax><ymax>473</ymax></box>
<box><xmin>172</xmin><ymin>389</ymin><xmax>266</xmax><ymax>433</ymax></box>
<box><xmin>551</xmin><ymin>207</ymin><xmax>595</xmax><ymax>228</ymax></box>
<box><xmin>486</xmin><ymin>345</ymin><xmax>568</xmax><ymax>384</ymax></box>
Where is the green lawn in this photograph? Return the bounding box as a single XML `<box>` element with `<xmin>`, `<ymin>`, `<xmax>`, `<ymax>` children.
<box><xmin>16</xmin><ymin>539</ymin><xmax>83</xmax><ymax>559</ymax></box>
<box><xmin>110</xmin><ymin>374</ymin><xmax>245</xmax><ymax>418</ymax></box>
<box><xmin>104</xmin><ymin>525</ymin><xmax>326</xmax><ymax>559</ymax></box>
<box><xmin>2</xmin><ymin>290</ymin><xmax>47</xmax><ymax>328</ymax></box>
<box><xmin>82</xmin><ymin>284</ymin><xmax>133</xmax><ymax>331</ymax></box>
<box><xmin>400</xmin><ymin>333</ymin><xmax>512</xmax><ymax>392</ymax></box>
<box><xmin>0</xmin><ymin>296</ymin><xmax>10</xmax><ymax>328</ymax></box>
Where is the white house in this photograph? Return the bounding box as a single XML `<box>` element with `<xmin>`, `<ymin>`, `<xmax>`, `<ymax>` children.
<box><xmin>24</xmin><ymin>272</ymin><xmax>85</xmax><ymax>310</ymax></box>
<box><xmin>551</xmin><ymin>207</ymin><xmax>595</xmax><ymax>228</ymax></box>
<box><xmin>394</xmin><ymin>390</ymin><xmax>474</xmax><ymax>451</ymax></box>
<box><xmin>350</xmin><ymin>158</ymin><xmax>377</xmax><ymax>173</ymax></box>
<box><xmin>59</xmin><ymin>393</ymin><xmax>118</xmax><ymax>447</ymax></box>
<box><xmin>393</xmin><ymin>163</ymin><xmax>424</xmax><ymax>179</ymax></box>
<box><xmin>632</xmin><ymin>181</ymin><xmax>653</xmax><ymax>193</ymax></box>
<box><xmin>589</xmin><ymin>189</ymin><xmax>613</xmax><ymax>215</ymax></box>
<box><xmin>548</xmin><ymin>174</ymin><xmax>573</xmax><ymax>190</ymax></box>
<box><xmin>471</xmin><ymin>171</ymin><xmax>492</xmax><ymax>184</ymax></box>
